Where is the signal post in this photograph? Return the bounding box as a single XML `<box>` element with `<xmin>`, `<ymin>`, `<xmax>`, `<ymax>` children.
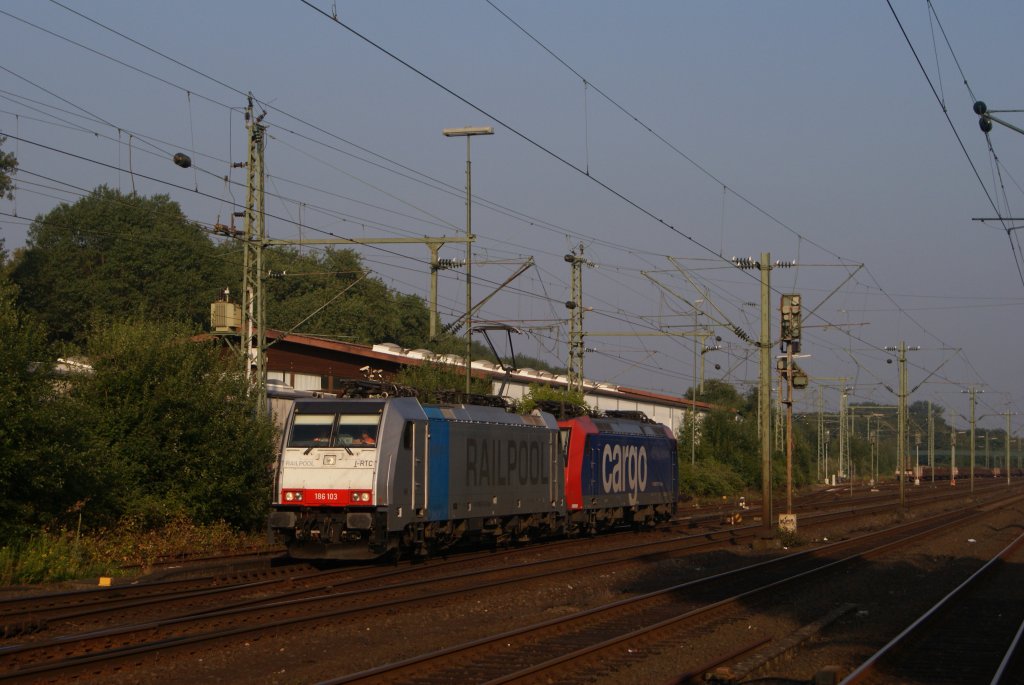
<box><xmin>778</xmin><ymin>293</ymin><xmax>806</xmax><ymax>533</ymax></box>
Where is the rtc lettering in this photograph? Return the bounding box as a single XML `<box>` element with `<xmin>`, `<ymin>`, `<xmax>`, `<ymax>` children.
<box><xmin>601</xmin><ymin>443</ymin><xmax>648</xmax><ymax>504</ymax></box>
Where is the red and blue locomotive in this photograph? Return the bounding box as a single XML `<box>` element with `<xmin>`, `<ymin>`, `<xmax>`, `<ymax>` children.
<box><xmin>559</xmin><ymin>412</ymin><xmax>678</xmax><ymax>533</ymax></box>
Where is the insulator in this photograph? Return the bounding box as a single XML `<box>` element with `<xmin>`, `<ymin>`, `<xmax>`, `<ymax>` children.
<box><xmin>173</xmin><ymin>152</ymin><xmax>192</xmax><ymax>168</ymax></box>
<box><xmin>732</xmin><ymin>256</ymin><xmax>760</xmax><ymax>269</ymax></box>
<box><xmin>973</xmin><ymin>100</ymin><xmax>988</xmax><ymax>115</ymax></box>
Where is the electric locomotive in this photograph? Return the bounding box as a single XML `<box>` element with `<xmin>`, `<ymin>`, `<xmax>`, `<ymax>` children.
<box><xmin>269</xmin><ymin>396</ymin><xmax>564</xmax><ymax>560</ymax></box>
<box><xmin>558</xmin><ymin>411</ymin><xmax>678</xmax><ymax>531</ymax></box>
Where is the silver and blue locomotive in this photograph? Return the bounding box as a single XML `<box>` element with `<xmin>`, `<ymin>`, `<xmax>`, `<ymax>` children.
<box><xmin>269</xmin><ymin>396</ymin><xmax>564</xmax><ymax>560</ymax></box>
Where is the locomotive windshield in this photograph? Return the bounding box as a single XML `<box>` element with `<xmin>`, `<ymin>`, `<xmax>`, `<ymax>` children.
<box><xmin>288</xmin><ymin>412</ymin><xmax>381</xmax><ymax>448</ymax></box>
<box><xmin>289</xmin><ymin>414</ymin><xmax>335</xmax><ymax>448</ymax></box>
<box><xmin>334</xmin><ymin>415</ymin><xmax>380</xmax><ymax>446</ymax></box>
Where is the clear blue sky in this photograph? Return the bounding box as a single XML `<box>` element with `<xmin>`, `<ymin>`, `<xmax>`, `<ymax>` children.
<box><xmin>3</xmin><ymin>1</ymin><xmax>1024</xmax><ymax>431</ymax></box>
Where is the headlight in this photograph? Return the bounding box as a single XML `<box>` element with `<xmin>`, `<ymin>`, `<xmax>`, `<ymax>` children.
<box><xmin>361</xmin><ymin>493</ymin><xmax>370</xmax><ymax>502</ymax></box>
<box><xmin>285</xmin><ymin>492</ymin><xmax>294</xmax><ymax>502</ymax></box>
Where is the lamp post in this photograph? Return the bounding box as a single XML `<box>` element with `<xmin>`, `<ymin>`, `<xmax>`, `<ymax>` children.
<box><xmin>443</xmin><ymin>126</ymin><xmax>494</xmax><ymax>394</ymax></box>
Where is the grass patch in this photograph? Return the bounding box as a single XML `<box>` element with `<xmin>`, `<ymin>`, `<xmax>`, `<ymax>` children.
<box><xmin>0</xmin><ymin>532</ymin><xmax>111</xmax><ymax>585</ymax></box>
<box><xmin>0</xmin><ymin>518</ymin><xmax>269</xmax><ymax>586</ymax></box>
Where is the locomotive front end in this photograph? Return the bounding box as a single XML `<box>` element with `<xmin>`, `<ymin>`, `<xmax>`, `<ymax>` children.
<box><xmin>269</xmin><ymin>399</ymin><xmax>391</xmax><ymax>560</ymax></box>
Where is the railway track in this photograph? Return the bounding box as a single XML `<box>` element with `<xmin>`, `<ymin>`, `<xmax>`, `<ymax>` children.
<box><xmin>313</xmin><ymin>499</ymin><xmax>1020</xmax><ymax>684</ymax></box>
<box><xmin>0</xmin><ymin>480</ymin><xmax>992</xmax><ymax>644</ymax></box>
<box><xmin>1</xmin><ymin>483</ymin><xmax>1019</xmax><ymax>683</ymax></box>
<box><xmin>841</xmin><ymin>529</ymin><xmax>1024</xmax><ymax>685</ymax></box>
<box><xmin>0</xmin><ymin>515</ymin><xmax>801</xmax><ymax>682</ymax></box>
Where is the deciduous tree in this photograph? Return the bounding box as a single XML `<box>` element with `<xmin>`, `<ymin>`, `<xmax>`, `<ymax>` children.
<box><xmin>61</xmin><ymin>319</ymin><xmax>276</xmax><ymax>531</ymax></box>
<box><xmin>10</xmin><ymin>187</ymin><xmax>225</xmax><ymax>343</ymax></box>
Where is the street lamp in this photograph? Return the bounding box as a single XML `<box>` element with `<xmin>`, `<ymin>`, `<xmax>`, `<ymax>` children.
<box><xmin>443</xmin><ymin>126</ymin><xmax>494</xmax><ymax>394</ymax></box>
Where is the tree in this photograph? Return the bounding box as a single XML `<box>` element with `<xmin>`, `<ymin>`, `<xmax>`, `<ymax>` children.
<box><xmin>239</xmin><ymin>246</ymin><xmax>433</xmax><ymax>348</ymax></box>
<box><xmin>516</xmin><ymin>383</ymin><xmax>589</xmax><ymax>418</ymax></box>
<box><xmin>0</xmin><ymin>273</ymin><xmax>60</xmax><ymax>542</ymax></box>
<box><xmin>10</xmin><ymin>187</ymin><xmax>225</xmax><ymax>343</ymax></box>
<box><xmin>686</xmin><ymin>378</ymin><xmax>745</xmax><ymax>410</ymax></box>
<box><xmin>396</xmin><ymin>360</ymin><xmax>491</xmax><ymax>401</ymax></box>
<box><xmin>0</xmin><ymin>138</ymin><xmax>17</xmax><ymax>260</ymax></box>
<box><xmin>59</xmin><ymin>319</ymin><xmax>277</xmax><ymax>531</ymax></box>
<box><xmin>0</xmin><ymin>137</ymin><xmax>16</xmax><ymax>201</ymax></box>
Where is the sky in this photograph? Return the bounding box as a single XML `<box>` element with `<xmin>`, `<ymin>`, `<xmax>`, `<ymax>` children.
<box><xmin>3</xmin><ymin>1</ymin><xmax>1024</xmax><ymax>432</ymax></box>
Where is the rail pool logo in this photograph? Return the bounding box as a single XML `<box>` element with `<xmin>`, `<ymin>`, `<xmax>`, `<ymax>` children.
<box><xmin>465</xmin><ymin>438</ymin><xmax>549</xmax><ymax>487</ymax></box>
<box><xmin>601</xmin><ymin>443</ymin><xmax>648</xmax><ymax>504</ymax></box>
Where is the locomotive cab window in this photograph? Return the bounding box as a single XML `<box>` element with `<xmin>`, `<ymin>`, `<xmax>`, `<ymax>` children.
<box><xmin>558</xmin><ymin>428</ymin><xmax>572</xmax><ymax>466</ymax></box>
<box><xmin>289</xmin><ymin>414</ymin><xmax>336</xmax><ymax>448</ymax></box>
<box><xmin>334</xmin><ymin>415</ymin><xmax>380</xmax><ymax>447</ymax></box>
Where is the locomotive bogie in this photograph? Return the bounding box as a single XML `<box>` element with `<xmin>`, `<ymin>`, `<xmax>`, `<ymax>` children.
<box><xmin>274</xmin><ymin>508</ymin><xmax>395</xmax><ymax>560</ymax></box>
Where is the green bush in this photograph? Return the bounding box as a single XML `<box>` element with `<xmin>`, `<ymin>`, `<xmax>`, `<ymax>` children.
<box><xmin>0</xmin><ymin>519</ymin><xmax>270</xmax><ymax>585</ymax></box>
<box><xmin>0</xmin><ymin>531</ymin><xmax>112</xmax><ymax>585</ymax></box>
<box><xmin>63</xmin><ymin>319</ymin><xmax>277</xmax><ymax>531</ymax></box>
<box><xmin>396</xmin><ymin>360</ymin><xmax>490</xmax><ymax>401</ymax></box>
<box><xmin>679</xmin><ymin>459</ymin><xmax>747</xmax><ymax>498</ymax></box>
<box><xmin>0</xmin><ymin>317</ymin><xmax>278</xmax><ymax>544</ymax></box>
<box><xmin>515</xmin><ymin>383</ymin><xmax>588</xmax><ymax>417</ymax></box>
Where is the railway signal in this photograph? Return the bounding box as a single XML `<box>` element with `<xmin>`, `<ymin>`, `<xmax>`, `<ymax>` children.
<box><xmin>779</xmin><ymin>293</ymin><xmax>806</xmax><ymax>532</ymax></box>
